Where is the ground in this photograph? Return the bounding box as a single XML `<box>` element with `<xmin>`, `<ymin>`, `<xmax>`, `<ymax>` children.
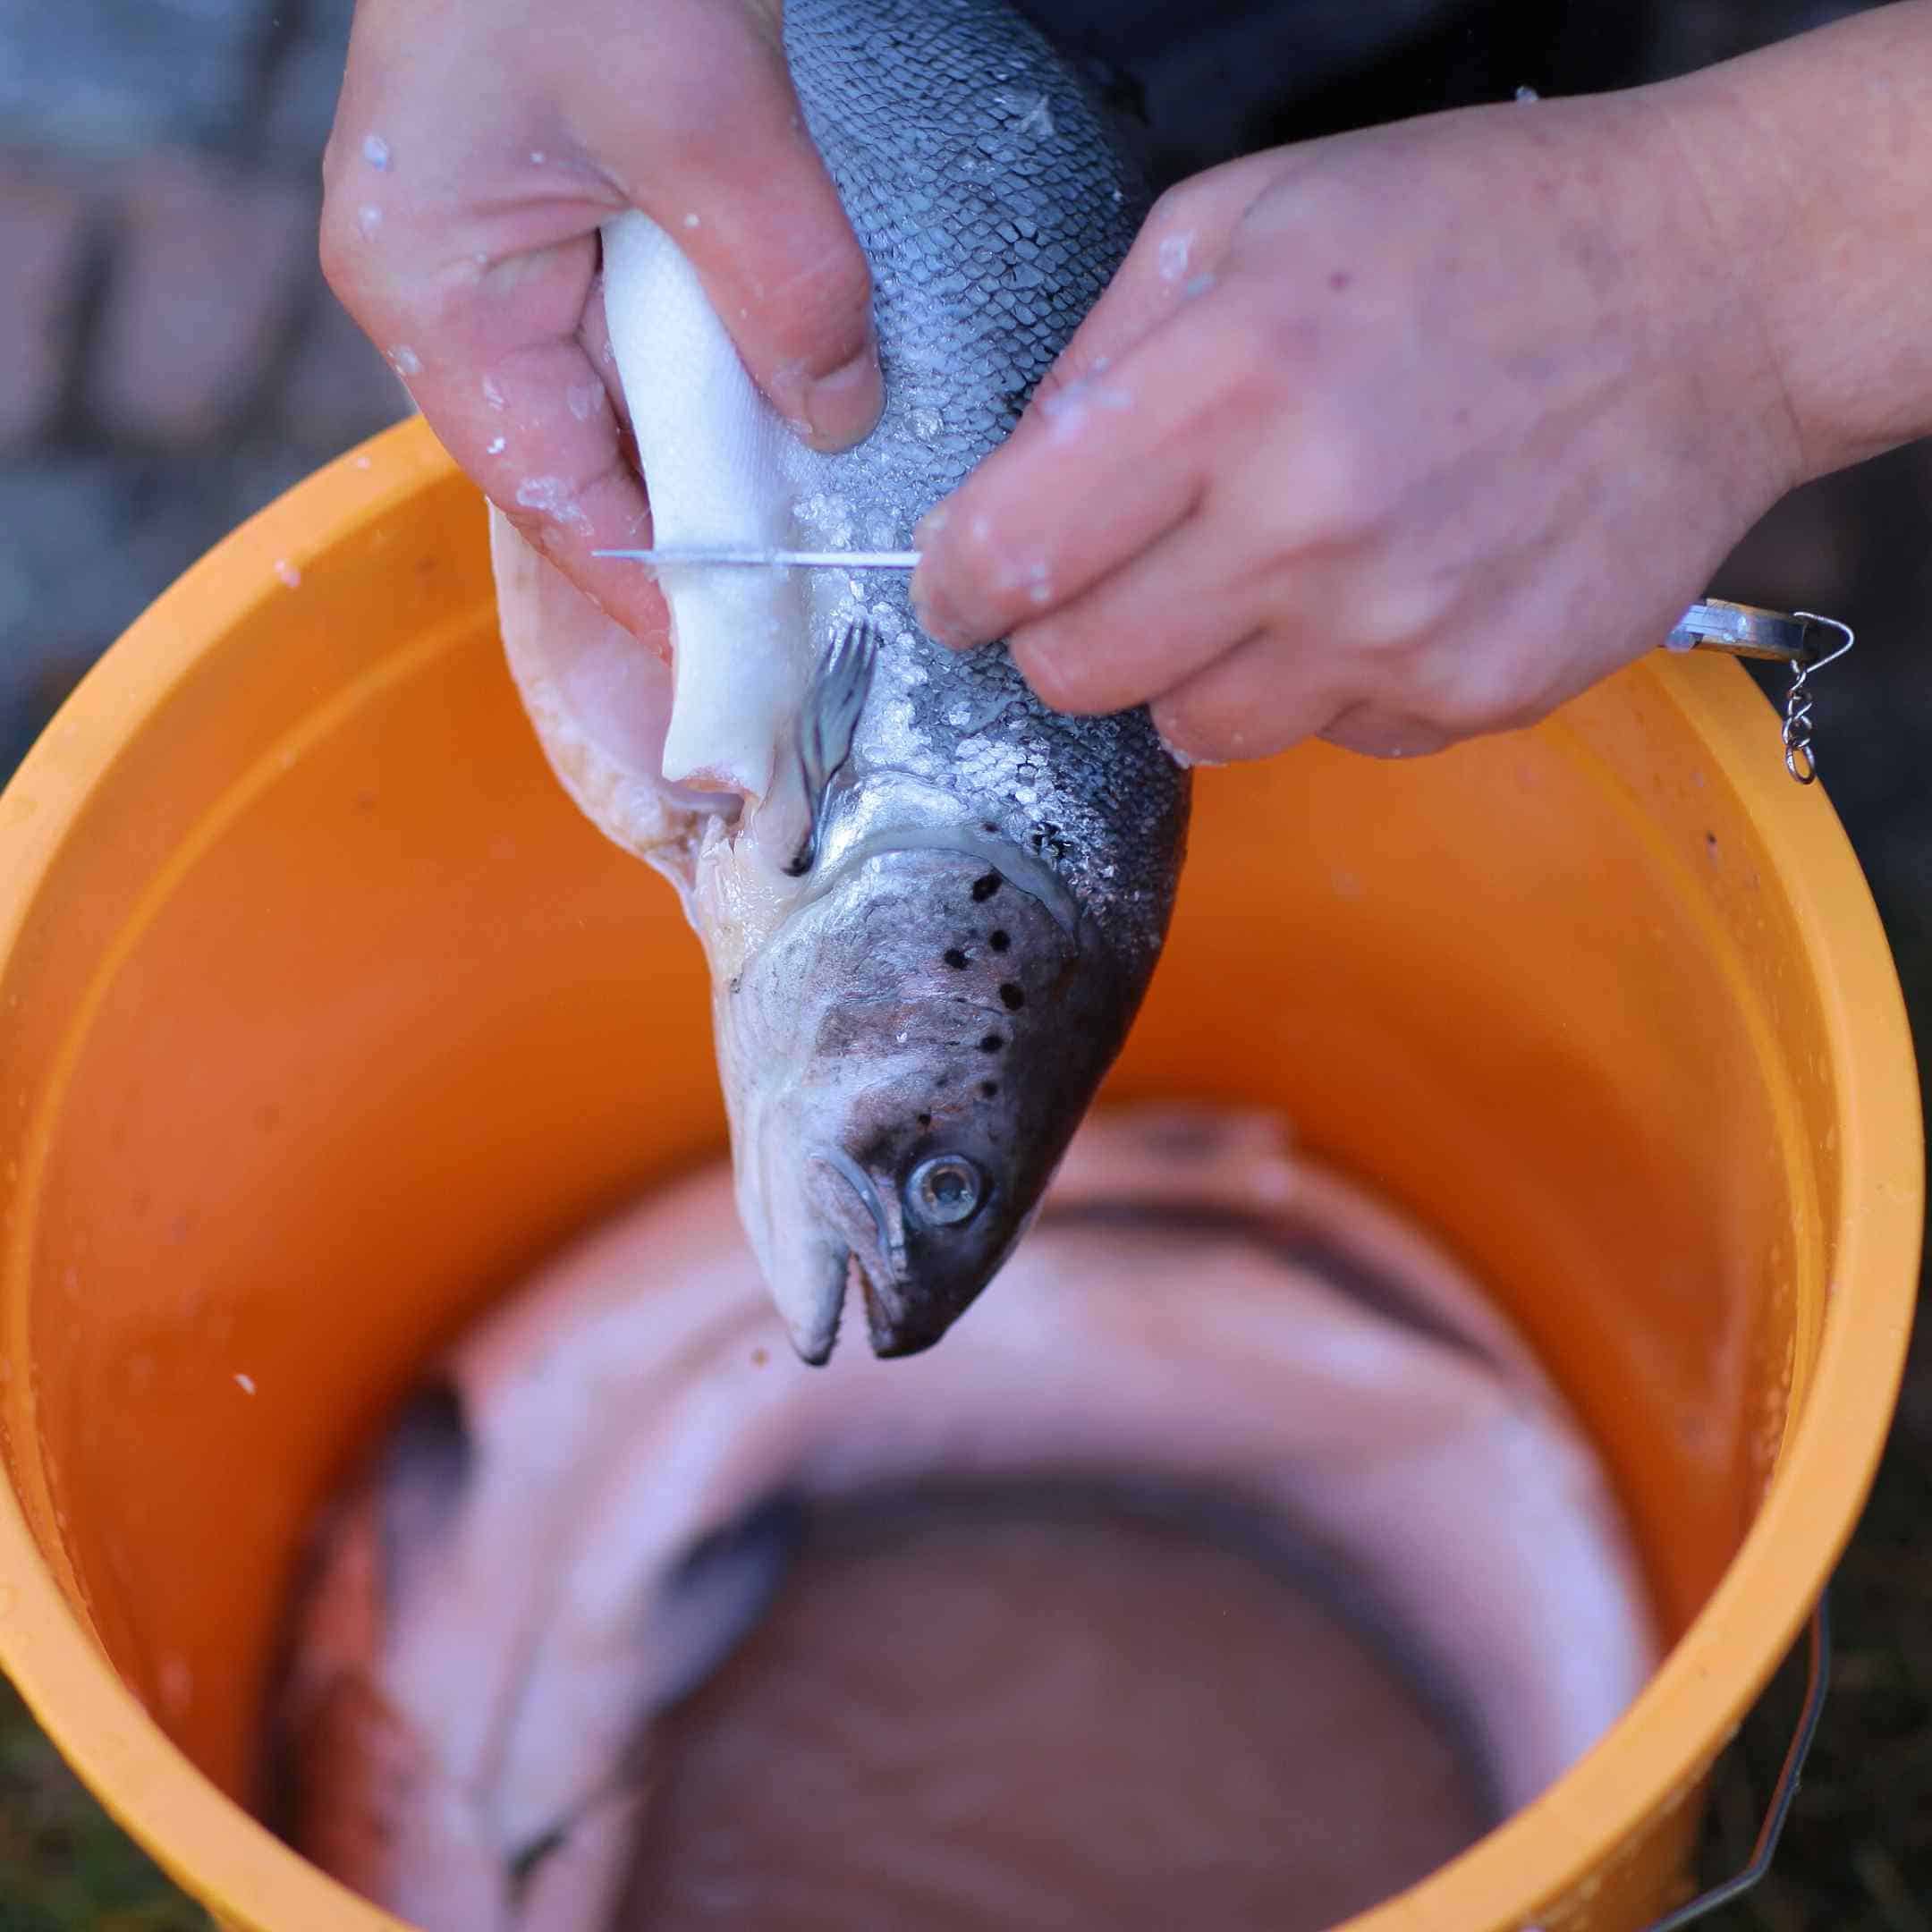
<box><xmin>1</xmin><ymin>2</ymin><xmax>1928</xmax><ymax>1927</ymax></box>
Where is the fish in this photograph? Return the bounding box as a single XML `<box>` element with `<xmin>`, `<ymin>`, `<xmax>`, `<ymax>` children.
<box><xmin>270</xmin><ymin>1104</ymin><xmax>1657</xmax><ymax>1930</ymax></box>
<box><xmin>490</xmin><ymin>0</ymin><xmax>1191</xmax><ymax>1364</ymax></box>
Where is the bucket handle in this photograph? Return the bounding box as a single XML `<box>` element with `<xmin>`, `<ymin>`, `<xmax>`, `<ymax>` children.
<box><xmin>1640</xmin><ymin>1589</ymin><xmax>1831</xmax><ymax>1931</ymax></box>
<box><xmin>1664</xmin><ymin>604</ymin><xmax>1856</xmax><ymax>786</ymax></box>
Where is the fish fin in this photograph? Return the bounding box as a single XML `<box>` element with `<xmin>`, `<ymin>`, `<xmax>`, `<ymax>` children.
<box><xmin>647</xmin><ymin>1491</ymin><xmax>805</xmax><ymax>1706</ymax></box>
<box><xmin>375</xmin><ymin>1380</ymin><xmax>473</xmax><ymax>1610</ymax></box>
<box><xmin>783</xmin><ymin>618</ymin><xmax>879</xmax><ymax>877</ymax></box>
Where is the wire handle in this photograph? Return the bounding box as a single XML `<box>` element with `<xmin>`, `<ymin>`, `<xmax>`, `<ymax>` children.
<box><xmin>1640</xmin><ymin>1591</ymin><xmax>1831</xmax><ymax>1931</ymax></box>
<box><xmin>1780</xmin><ymin>616</ymin><xmax>1856</xmax><ymax>785</ymax></box>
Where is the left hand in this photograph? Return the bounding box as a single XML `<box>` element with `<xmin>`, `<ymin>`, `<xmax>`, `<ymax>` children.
<box><xmin>909</xmin><ymin>89</ymin><xmax>1803</xmax><ymax>764</ymax></box>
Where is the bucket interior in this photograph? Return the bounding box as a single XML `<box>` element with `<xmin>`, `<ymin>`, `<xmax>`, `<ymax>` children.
<box><xmin>0</xmin><ymin>424</ymin><xmax>1914</xmax><ymax>1931</ymax></box>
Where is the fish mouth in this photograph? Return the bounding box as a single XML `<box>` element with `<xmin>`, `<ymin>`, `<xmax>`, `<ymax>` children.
<box><xmin>778</xmin><ymin>1209</ymin><xmax>859</xmax><ymax>1368</ymax></box>
<box><xmin>821</xmin><ymin>1245</ymin><xmax>949</xmax><ymax>1362</ymax></box>
<box><xmin>811</xmin><ymin>1152</ymin><xmax>942</xmax><ymax>1361</ymax></box>
<box><xmin>789</xmin><ymin>1255</ymin><xmax>846</xmax><ymax>1368</ymax></box>
<box><xmin>858</xmin><ymin>1269</ymin><xmax>954</xmax><ymax>1360</ymax></box>
<box><xmin>784</xmin><ymin>1245</ymin><xmax>925</xmax><ymax>1367</ymax></box>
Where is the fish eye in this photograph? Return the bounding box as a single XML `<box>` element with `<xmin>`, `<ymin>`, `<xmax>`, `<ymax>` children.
<box><xmin>905</xmin><ymin>1153</ymin><xmax>984</xmax><ymax>1228</ymax></box>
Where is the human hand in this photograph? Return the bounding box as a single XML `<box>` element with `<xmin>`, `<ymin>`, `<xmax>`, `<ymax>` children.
<box><xmin>909</xmin><ymin>89</ymin><xmax>1803</xmax><ymax>763</ymax></box>
<box><xmin>321</xmin><ymin>0</ymin><xmax>881</xmax><ymax>648</ymax></box>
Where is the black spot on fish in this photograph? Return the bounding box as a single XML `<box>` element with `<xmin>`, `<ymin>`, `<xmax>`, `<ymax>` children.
<box><xmin>988</xmin><ymin>929</ymin><xmax>1011</xmax><ymax>953</ymax></box>
<box><xmin>935</xmin><ymin>1073</ymin><xmax>951</xmax><ymax>1089</ymax></box>
<box><xmin>981</xmin><ymin>821</ymin><xmax>998</xmax><ymax>835</ymax></box>
<box><xmin>944</xmin><ymin>947</ymin><xmax>969</xmax><ymax>970</ymax></box>
<box><xmin>979</xmin><ymin>1080</ymin><xmax>999</xmax><ymax>1099</ymax></box>
<box><xmin>999</xmin><ymin>982</ymin><xmax>1025</xmax><ymax>1011</ymax></box>
<box><xmin>917</xmin><ymin>1112</ymin><xmax>932</xmax><ymax>1129</ymax></box>
<box><xmin>970</xmin><ymin>873</ymin><xmax>1002</xmax><ymax>902</ymax></box>
<box><xmin>979</xmin><ymin>1033</ymin><xmax>1004</xmax><ymax>1054</ymax></box>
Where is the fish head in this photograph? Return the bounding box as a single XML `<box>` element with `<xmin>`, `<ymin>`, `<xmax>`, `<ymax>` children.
<box><xmin>721</xmin><ymin>844</ymin><xmax>1137</xmax><ymax>1363</ymax></box>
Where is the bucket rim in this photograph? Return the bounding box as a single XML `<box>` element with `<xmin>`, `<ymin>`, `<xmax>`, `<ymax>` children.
<box><xmin>0</xmin><ymin>418</ymin><xmax>1919</xmax><ymax>1931</ymax></box>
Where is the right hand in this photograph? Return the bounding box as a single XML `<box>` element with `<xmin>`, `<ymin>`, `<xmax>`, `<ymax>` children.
<box><xmin>321</xmin><ymin>0</ymin><xmax>882</xmax><ymax>647</ymax></box>
<box><xmin>910</xmin><ymin>91</ymin><xmax>1802</xmax><ymax>768</ymax></box>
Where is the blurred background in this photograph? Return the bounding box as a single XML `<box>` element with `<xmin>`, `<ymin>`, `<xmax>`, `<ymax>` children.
<box><xmin>0</xmin><ymin>0</ymin><xmax>1925</xmax><ymax>1926</ymax></box>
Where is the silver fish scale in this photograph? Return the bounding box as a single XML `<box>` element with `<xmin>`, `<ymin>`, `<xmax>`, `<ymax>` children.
<box><xmin>786</xmin><ymin>0</ymin><xmax>1190</xmax><ymax>968</ymax></box>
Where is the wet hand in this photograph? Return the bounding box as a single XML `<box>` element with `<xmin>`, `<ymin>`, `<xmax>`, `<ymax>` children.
<box><xmin>911</xmin><ymin>91</ymin><xmax>1802</xmax><ymax>763</ymax></box>
<box><xmin>322</xmin><ymin>0</ymin><xmax>882</xmax><ymax>648</ymax></box>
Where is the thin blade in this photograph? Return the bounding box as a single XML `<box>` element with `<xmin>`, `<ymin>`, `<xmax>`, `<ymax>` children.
<box><xmin>591</xmin><ymin>555</ymin><xmax>1843</xmax><ymax>673</ymax></box>
<box><xmin>593</xmin><ymin>547</ymin><xmax>921</xmax><ymax>571</ymax></box>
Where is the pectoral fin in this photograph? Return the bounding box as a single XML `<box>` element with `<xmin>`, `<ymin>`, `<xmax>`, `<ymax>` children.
<box><xmin>783</xmin><ymin>619</ymin><xmax>880</xmax><ymax>877</ymax></box>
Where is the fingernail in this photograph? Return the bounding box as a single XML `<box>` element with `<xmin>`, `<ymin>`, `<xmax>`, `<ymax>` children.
<box><xmin>910</xmin><ymin>506</ymin><xmax>964</xmax><ymax>646</ymax></box>
<box><xmin>1152</xmin><ymin>713</ymin><xmax>1224</xmax><ymax>770</ymax></box>
<box><xmin>801</xmin><ymin>336</ymin><xmax>883</xmax><ymax>453</ymax></box>
<box><xmin>911</xmin><ymin>571</ymin><xmax>969</xmax><ymax>648</ymax></box>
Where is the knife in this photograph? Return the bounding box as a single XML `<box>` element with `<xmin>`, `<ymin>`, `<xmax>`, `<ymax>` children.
<box><xmin>594</xmin><ymin>550</ymin><xmax>1853</xmax><ymax>782</ymax></box>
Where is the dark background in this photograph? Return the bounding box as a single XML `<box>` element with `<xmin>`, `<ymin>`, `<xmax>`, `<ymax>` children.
<box><xmin>0</xmin><ymin>2</ymin><xmax>1925</xmax><ymax>1925</ymax></box>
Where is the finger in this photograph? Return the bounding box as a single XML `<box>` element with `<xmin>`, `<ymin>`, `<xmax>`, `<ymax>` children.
<box><xmin>323</xmin><ymin>30</ymin><xmax>677</xmax><ymax>643</ymax></box>
<box><xmin>326</xmin><ymin>183</ymin><xmax>672</xmax><ymax>647</ymax></box>
<box><xmin>572</xmin><ymin>0</ymin><xmax>881</xmax><ymax>452</ymax></box>
<box><xmin>576</xmin><ymin>279</ymin><xmax>630</xmax><ymax>428</ymax></box>
<box><xmin>911</xmin><ymin>292</ymin><xmax>1271</xmax><ymax>649</ymax></box>
<box><xmin>442</xmin><ymin>315</ymin><xmax>674</xmax><ymax>657</ymax></box>
<box><xmin>1001</xmin><ymin>498</ymin><xmax>1267</xmax><ymax>716</ymax></box>
<box><xmin>1148</xmin><ymin>631</ymin><xmax>1344</xmax><ymax>767</ymax></box>
<box><xmin>1318</xmin><ymin>702</ymin><xmax>1459</xmax><ymax>759</ymax></box>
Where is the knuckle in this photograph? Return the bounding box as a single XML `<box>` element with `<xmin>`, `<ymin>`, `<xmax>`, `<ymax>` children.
<box><xmin>1278</xmin><ymin>419</ymin><xmax>1384</xmax><ymax>550</ymax></box>
<box><xmin>1208</xmin><ymin>302</ymin><xmax>1325</xmax><ymax>442</ymax></box>
<box><xmin>766</xmin><ymin>239</ymin><xmax>873</xmax><ymax>369</ymax></box>
<box><xmin>1216</xmin><ymin>306</ymin><xmax>1292</xmax><ymax>403</ymax></box>
<box><xmin>316</xmin><ymin>191</ymin><xmax>365</xmax><ymax>299</ymax></box>
<box><xmin>317</xmin><ymin>189</ymin><xmax>411</xmax><ymax>335</ymax></box>
<box><xmin>1147</xmin><ymin>180</ymin><xmax>1209</xmax><ymax>242</ymax></box>
<box><xmin>1352</xmin><ymin>576</ymin><xmax>1450</xmax><ymax>657</ymax></box>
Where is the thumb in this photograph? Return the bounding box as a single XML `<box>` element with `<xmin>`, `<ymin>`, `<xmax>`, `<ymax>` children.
<box><xmin>582</xmin><ymin>0</ymin><xmax>882</xmax><ymax>452</ymax></box>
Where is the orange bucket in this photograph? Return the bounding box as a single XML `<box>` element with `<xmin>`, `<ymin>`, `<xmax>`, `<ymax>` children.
<box><xmin>0</xmin><ymin>419</ymin><xmax>1919</xmax><ymax>1929</ymax></box>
